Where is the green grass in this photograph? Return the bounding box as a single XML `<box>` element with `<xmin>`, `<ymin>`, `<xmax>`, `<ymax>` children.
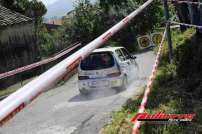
<box><xmin>0</xmin><ymin>69</ymin><xmax>76</xmax><ymax>97</ymax></box>
<box><xmin>0</xmin><ymin>77</ymin><xmax>36</xmax><ymax>96</ymax></box>
<box><xmin>101</xmin><ymin>87</ymin><xmax>144</xmax><ymax>134</ymax></box>
<box><xmin>102</xmin><ymin>29</ymin><xmax>202</xmax><ymax>134</ymax></box>
<box><xmin>101</xmin><ymin>110</ymin><xmax>132</xmax><ymax>134</ymax></box>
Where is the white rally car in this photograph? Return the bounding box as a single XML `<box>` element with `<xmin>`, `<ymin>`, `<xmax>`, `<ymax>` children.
<box><xmin>78</xmin><ymin>47</ymin><xmax>137</xmax><ymax>94</ymax></box>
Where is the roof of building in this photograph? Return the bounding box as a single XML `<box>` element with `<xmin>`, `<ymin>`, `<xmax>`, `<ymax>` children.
<box><xmin>45</xmin><ymin>19</ymin><xmax>62</xmax><ymax>25</ymax></box>
<box><xmin>0</xmin><ymin>5</ymin><xmax>32</xmax><ymax>27</ymax></box>
<box><xmin>44</xmin><ymin>23</ymin><xmax>61</xmax><ymax>31</ymax></box>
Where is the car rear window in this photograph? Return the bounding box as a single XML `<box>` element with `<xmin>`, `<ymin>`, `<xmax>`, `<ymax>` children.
<box><xmin>80</xmin><ymin>52</ymin><xmax>115</xmax><ymax>70</ymax></box>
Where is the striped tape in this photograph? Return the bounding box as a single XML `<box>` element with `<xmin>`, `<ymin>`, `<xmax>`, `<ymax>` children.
<box><xmin>131</xmin><ymin>28</ymin><xmax>167</xmax><ymax>134</ymax></box>
<box><xmin>0</xmin><ymin>43</ymin><xmax>81</xmax><ymax>80</ymax></box>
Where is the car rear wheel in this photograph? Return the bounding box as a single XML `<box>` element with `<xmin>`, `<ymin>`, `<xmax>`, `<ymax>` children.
<box><xmin>121</xmin><ymin>75</ymin><xmax>128</xmax><ymax>90</ymax></box>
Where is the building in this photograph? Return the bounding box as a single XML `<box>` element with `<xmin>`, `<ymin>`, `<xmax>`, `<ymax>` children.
<box><xmin>0</xmin><ymin>5</ymin><xmax>39</xmax><ymax>87</ymax></box>
<box><xmin>62</xmin><ymin>10</ymin><xmax>76</xmax><ymax>23</ymax></box>
<box><xmin>46</xmin><ymin>18</ymin><xmax>63</xmax><ymax>25</ymax></box>
<box><xmin>43</xmin><ymin>23</ymin><xmax>62</xmax><ymax>32</ymax></box>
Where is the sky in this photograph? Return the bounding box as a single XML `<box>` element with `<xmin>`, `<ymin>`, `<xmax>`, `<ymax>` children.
<box><xmin>40</xmin><ymin>0</ymin><xmax>96</xmax><ymax>18</ymax></box>
<box><xmin>41</xmin><ymin>0</ymin><xmax>58</xmax><ymax>6</ymax></box>
<box><xmin>41</xmin><ymin>0</ymin><xmax>96</xmax><ymax>6</ymax></box>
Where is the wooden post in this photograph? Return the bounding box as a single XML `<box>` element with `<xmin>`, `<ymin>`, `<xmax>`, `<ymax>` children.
<box><xmin>163</xmin><ymin>0</ymin><xmax>173</xmax><ymax>63</ymax></box>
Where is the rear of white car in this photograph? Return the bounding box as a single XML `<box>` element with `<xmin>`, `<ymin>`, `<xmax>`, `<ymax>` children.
<box><xmin>78</xmin><ymin>50</ymin><xmax>127</xmax><ymax>94</ymax></box>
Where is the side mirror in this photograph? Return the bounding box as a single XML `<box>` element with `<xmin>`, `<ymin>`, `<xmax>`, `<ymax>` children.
<box><xmin>119</xmin><ymin>56</ymin><xmax>125</xmax><ymax>60</ymax></box>
<box><xmin>130</xmin><ymin>55</ymin><xmax>136</xmax><ymax>59</ymax></box>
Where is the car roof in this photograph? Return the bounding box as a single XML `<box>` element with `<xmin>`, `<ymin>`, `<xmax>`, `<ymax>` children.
<box><xmin>92</xmin><ymin>47</ymin><xmax>124</xmax><ymax>53</ymax></box>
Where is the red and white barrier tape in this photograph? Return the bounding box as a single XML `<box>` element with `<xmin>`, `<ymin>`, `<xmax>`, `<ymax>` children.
<box><xmin>0</xmin><ymin>43</ymin><xmax>81</xmax><ymax>80</ymax></box>
<box><xmin>0</xmin><ymin>0</ymin><xmax>154</xmax><ymax>126</ymax></box>
<box><xmin>170</xmin><ymin>21</ymin><xmax>202</xmax><ymax>29</ymax></box>
<box><xmin>131</xmin><ymin>29</ymin><xmax>167</xmax><ymax>134</ymax></box>
<box><xmin>170</xmin><ymin>0</ymin><xmax>202</xmax><ymax>5</ymax></box>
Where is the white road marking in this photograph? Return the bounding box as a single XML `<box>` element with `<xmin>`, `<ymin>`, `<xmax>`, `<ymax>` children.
<box><xmin>37</xmin><ymin>126</ymin><xmax>77</xmax><ymax>134</ymax></box>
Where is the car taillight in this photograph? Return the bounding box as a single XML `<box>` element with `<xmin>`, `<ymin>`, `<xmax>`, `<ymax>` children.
<box><xmin>78</xmin><ymin>76</ymin><xmax>89</xmax><ymax>80</ymax></box>
<box><xmin>107</xmin><ymin>72</ymin><xmax>121</xmax><ymax>77</ymax></box>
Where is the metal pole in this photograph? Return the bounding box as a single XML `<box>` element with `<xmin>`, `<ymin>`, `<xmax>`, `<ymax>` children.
<box><xmin>163</xmin><ymin>0</ymin><xmax>173</xmax><ymax>63</ymax></box>
<box><xmin>0</xmin><ymin>0</ymin><xmax>154</xmax><ymax>126</ymax></box>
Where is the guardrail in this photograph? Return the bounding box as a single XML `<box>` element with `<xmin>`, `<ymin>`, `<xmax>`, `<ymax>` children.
<box><xmin>0</xmin><ymin>43</ymin><xmax>81</xmax><ymax>80</ymax></box>
<box><xmin>0</xmin><ymin>0</ymin><xmax>154</xmax><ymax>127</ymax></box>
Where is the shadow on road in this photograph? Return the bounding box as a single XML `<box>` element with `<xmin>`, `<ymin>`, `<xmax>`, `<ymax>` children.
<box><xmin>68</xmin><ymin>88</ymin><xmax>126</xmax><ymax>102</ymax></box>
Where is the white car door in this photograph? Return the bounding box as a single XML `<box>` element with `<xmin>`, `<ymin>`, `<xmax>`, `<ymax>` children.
<box><xmin>120</xmin><ymin>48</ymin><xmax>138</xmax><ymax>81</ymax></box>
<box><xmin>115</xmin><ymin>49</ymin><xmax>130</xmax><ymax>76</ymax></box>
<box><xmin>120</xmin><ymin>48</ymin><xmax>133</xmax><ymax>75</ymax></box>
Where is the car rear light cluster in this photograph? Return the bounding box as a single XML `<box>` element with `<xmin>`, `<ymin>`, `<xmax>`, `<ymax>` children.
<box><xmin>78</xmin><ymin>76</ymin><xmax>89</xmax><ymax>80</ymax></box>
<box><xmin>107</xmin><ymin>72</ymin><xmax>121</xmax><ymax>77</ymax></box>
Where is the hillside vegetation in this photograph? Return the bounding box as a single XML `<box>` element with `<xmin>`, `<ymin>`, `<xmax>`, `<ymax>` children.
<box><xmin>102</xmin><ymin>29</ymin><xmax>202</xmax><ymax>134</ymax></box>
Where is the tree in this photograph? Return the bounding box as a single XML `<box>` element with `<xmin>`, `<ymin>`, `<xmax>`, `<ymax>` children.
<box><xmin>99</xmin><ymin>0</ymin><xmax>163</xmax><ymax>51</ymax></box>
<box><xmin>26</xmin><ymin>0</ymin><xmax>47</xmax><ymax>40</ymax></box>
<box><xmin>38</xmin><ymin>27</ymin><xmax>55</xmax><ymax>56</ymax></box>
<box><xmin>99</xmin><ymin>0</ymin><xmax>128</xmax><ymax>12</ymax></box>
<box><xmin>62</xmin><ymin>0</ymin><xmax>163</xmax><ymax>51</ymax></box>
<box><xmin>63</xmin><ymin>0</ymin><xmax>100</xmax><ymax>44</ymax></box>
<box><xmin>0</xmin><ymin>0</ymin><xmax>29</xmax><ymax>14</ymax></box>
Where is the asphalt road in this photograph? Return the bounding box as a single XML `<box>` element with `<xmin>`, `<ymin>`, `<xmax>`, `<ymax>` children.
<box><xmin>0</xmin><ymin>50</ymin><xmax>155</xmax><ymax>134</ymax></box>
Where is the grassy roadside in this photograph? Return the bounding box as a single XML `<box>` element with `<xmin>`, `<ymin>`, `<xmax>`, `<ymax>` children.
<box><xmin>0</xmin><ymin>69</ymin><xmax>76</xmax><ymax>97</ymax></box>
<box><xmin>100</xmin><ymin>88</ymin><xmax>143</xmax><ymax>134</ymax></box>
<box><xmin>101</xmin><ymin>28</ymin><xmax>202</xmax><ymax>134</ymax></box>
<box><xmin>0</xmin><ymin>77</ymin><xmax>36</xmax><ymax>97</ymax></box>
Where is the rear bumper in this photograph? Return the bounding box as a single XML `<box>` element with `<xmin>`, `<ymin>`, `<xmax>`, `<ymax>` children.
<box><xmin>78</xmin><ymin>76</ymin><xmax>123</xmax><ymax>90</ymax></box>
